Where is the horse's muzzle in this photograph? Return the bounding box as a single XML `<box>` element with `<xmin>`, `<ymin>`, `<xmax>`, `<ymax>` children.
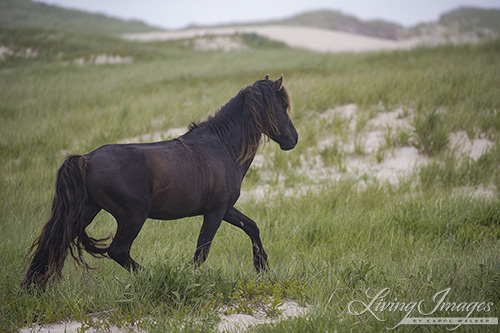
<box><xmin>279</xmin><ymin>132</ymin><xmax>298</xmax><ymax>151</ymax></box>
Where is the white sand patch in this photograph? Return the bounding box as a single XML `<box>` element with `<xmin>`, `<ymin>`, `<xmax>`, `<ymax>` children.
<box><xmin>241</xmin><ymin>104</ymin><xmax>439</xmax><ymax>201</ymax></box>
<box><xmin>362</xmin><ymin>108</ymin><xmax>414</xmax><ymax>155</ymax></box>
<box><xmin>0</xmin><ymin>45</ymin><xmax>38</xmax><ymax>60</ymax></box>
<box><xmin>319</xmin><ymin>106</ymin><xmax>413</xmax><ymax>153</ymax></box>
<box><xmin>310</xmin><ymin>145</ymin><xmax>427</xmax><ymax>186</ymax></box>
<box><xmin>123</xmin><ymin>25</ymin><xmax>416</xmax><ymax>53</ymax></box>
<box><xmin>0</xmin><ymin>45</ymin><xmax>14</xmax><ymax>59</ymax></box>
<box><xmin>320</xmin><ymin>103</ymin><xmax>358</xmax><ymax>132</ymax></box>
<box><xmin>192</xmin><ymin>36</ymin><xmax>248</xmax><ymax>52</ymax></box>
<box><xmin>18</xmin><ymin>47</ymin><xmax>38</xmax><ymax>59</ymax></box>
<box><xmin>218</xmin><ymin>300</ymin><xmax>309</xmax><ymax>332</ymax></box>
<box><xmin>367</xmin><ymin>108</ymin><xmax>412</xmax><ymax>130</ymax></box>
<box><xmin>243</xmin><ymin>105</ymin><xmax>428</xmax><ymax>200</ymax></box>
<box><xmin>315</xmin><ymin>105</ymin><xmax>425</xmax><ymax>184</ymax></box>
<box><xmin>362</xmin><ymin>130</ymin><xmax>384</xmax><ymax>154</ymax></box>
<box><xmin>243</xmin><ymin>105</ymin><xmax>498</xmax><ymax>200</ymax></box>
<box><xmin>20</xmin><ymin>321</ymin><xmax>142</xmax><ymax>333</ymax></box>
<box><xmin>371</xmin><ymin>146</ymin><xmax>428</xmax><ymax>185</ymax></box>
<box><xmin>449</xmin><ymin>131</ymin><xmax>494</xmax><ymax>161</ymax></box>
<box><xmin>75</xmin><ymin>54</ymin><xmax>133</xmax><ymax>65</ymax></box>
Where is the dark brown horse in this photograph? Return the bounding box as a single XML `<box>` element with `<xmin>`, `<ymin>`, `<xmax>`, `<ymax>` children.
<box><xmin>22</xmin><ymin>75</ymin><xmax>298</xmax><ymax>289</ymax></box>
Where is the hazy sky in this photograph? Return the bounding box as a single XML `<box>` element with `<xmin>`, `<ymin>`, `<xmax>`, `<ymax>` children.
<box><xmin>36</xmin><ymin>0</ymin><xmax>500</xmax><ymax>29</ymax></box>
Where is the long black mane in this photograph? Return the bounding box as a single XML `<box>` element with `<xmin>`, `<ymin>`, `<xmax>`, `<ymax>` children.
<box><xmin>188</xmin><ymin>80</ymin><xmax>291</xmax><ymax>163</ymax></box>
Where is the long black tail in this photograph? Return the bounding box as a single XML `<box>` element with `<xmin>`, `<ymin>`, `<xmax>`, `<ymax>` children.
<box><xmin>21</xmin><ymin>155</ymin><xmax>109</xmax><ymax>290</ymax></box>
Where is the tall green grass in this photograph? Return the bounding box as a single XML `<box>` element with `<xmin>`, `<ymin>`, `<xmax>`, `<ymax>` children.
<box><xmin>1</xmin><ymin>29</ymin><xmax>500</xmax><ymax>331</ymax></box>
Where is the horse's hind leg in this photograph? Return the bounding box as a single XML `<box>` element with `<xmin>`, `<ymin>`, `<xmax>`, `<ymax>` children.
<box><xmin>107</xmin><ymin>212</ymin><xmax>147</xmax><ymax>271</ymax></box>
<box><xmin>223</xmin><ymin>207</ymin><xmax>268</xmax><ymax>272</ymax></box>
<box><xmin>83</xmin><ymin>198</ymin><xmax>102</xmax><ymax>228</ymax></box>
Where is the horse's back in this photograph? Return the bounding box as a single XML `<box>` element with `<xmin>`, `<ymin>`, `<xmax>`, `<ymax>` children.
<box><xmin>84</xmin><ymin>139</ymin><xmax>238</xmax><ymax>220</ymax></box>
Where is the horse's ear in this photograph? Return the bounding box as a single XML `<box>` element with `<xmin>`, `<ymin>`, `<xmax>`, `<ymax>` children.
<box><xmin>264</xmin><ymin>74</ymin><xmax>270</xmax><ymax>80</ymax></box>
<box><xmin>273</xmin><ymin>74</ymin><xmax>284</xmax><ymax>91</ymax></box>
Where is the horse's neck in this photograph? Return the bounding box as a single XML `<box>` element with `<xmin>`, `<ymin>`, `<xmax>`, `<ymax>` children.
<box><xmin>211</xmin><ymin>97</ymin><xmax>261</xmax><ymax>166</ymax></box>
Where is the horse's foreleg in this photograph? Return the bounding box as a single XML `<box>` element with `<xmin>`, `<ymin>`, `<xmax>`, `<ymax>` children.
<box><xmin>223</xmin><ymin>207</ymin><xmax>268</xmax><ymax>272</ymax></box>
<box><xmin>193</xmin><ymin>211</ymin><xmax>224</xmax><ymax>266</ymax></box>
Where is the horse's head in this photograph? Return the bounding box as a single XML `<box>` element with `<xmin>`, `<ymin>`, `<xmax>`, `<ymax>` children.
<box><xmin>252</xmin><ymin>74</ymin><xmax>298</xmax><ymax>151</ymax></box>
<box><xmin>236</xmin><ymin>75</ymin><xmax>298</xmax><ymax>164</ymax></box>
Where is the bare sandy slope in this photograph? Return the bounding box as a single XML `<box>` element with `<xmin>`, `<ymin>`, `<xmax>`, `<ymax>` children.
<box><xmin>123</xmin><ymin>25</ymin><xmax>416</xmax><ymax>53</ymax></box>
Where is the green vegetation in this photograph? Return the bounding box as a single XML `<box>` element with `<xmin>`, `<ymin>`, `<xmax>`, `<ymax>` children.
<box><xmin>412</xmin><ymin>109</ymin><xmax>449</xmax><ymax>156</ymax></box>
<box><xmin>0</xmin><ymin>0</ymin><xmax>162</xmax><ymax>35</ymax></box>
<box><xmin>410</xmin><ymin>7</ymin><xmax>500</xmax><ymax>41</ymax></box>
<box><xmin>1</xmin><ymin>26</ymin><xmax>500</xmax><ymax>332</ymax></box>
<box><xmin>275</xmin><ymin>10</ymin><xmax>405</xmax><ymax>40</ymax></box>
<box><xmin>439</xmin><ymin>7</ymin><xmax>500</xmax><ymax>35</ymax></box>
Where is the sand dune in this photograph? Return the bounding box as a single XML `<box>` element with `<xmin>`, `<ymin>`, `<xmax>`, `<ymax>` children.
<box><xmin>123</xmin><ymin>25</ymin><xmax>417</xmax><ymax>53</ymax></box>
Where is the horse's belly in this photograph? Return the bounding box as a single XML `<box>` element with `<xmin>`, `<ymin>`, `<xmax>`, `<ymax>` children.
<box><xmin>148</xmin><ymin>198</ymin><xmax>201</xmax><ymax>219</ymax></box>
<box><xmin>148</xmin><ymin>210</ymin><xmax>196</xmax><ymax>220</ymax></box>
<box><xmin>148</xmin><ymin>186</ymin><xmax>205</xmax><ymax>220</ymax></box>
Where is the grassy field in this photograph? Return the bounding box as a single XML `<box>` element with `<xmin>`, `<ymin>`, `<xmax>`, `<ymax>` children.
<box><xmin>1</xmin><ymin>28</ymin><xmax>500</xmax><ymax>332</ymax></box>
